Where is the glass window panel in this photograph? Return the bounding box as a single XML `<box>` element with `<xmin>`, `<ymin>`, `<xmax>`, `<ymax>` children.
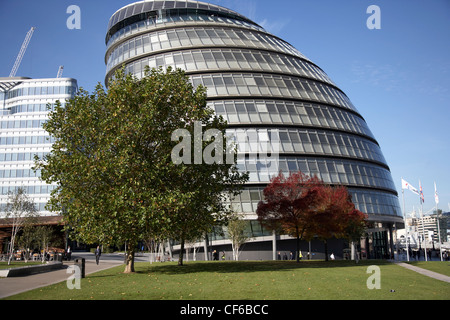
<box><xmin>203</xmin><ymin>76</ymin><xmax>213</xmax><ymax>86</ymax></box>
<box><xmin>223</xmin><ymin>76</ymin><xmax>234</xmax><ymax>85</ymax></box>
<box><xmin>235</xmin><ymin>103</ymin><xmax>246</xmax><ymax>113</ymax></box>
<box><xmin>245</xmin><ymin>102</ymin><xmax>256</xmax><ymax>112</ymax></box>
<box><xmin>287</xmin><ymin>160</ymin><xmax>297</xmax><ymax>171</ymax></box>
<box><xmin>249</xmin><ymin>113</ymin><xmax>261</xmax><ymax>122</ymax></box>
<box><xmin>244</xmin><ymin>76</ymin><xmax>256</xmax><ymax>86</ymax></box>
<box><xmin>249</xmin><ymin>189</ymin><xmax>261</xmax><ymax>201</ymax></box>
<box><xmin>165</xmin><ymin>55</ymin><xmax>174</xmax><ymax>65</ymax></box>
<box><xmin>270</xmin><ymin>113</ymin><xmax>281</xmax><ymax>123</ymax></box>
<box><xmin>225</xmin><ymin>103</ymin><xmax>235</xmax><ymax>113</ymax></box>
<box><xmin>240</xmin><ymin>190</ymin><xmax>250</xmax><ymax>201</ymax></box>
<box><xmin>233</xmin><ymin>75</ymin><xmax>244</xmax><ymax>86</ymax></box>
<box><xmin>212</xmin><ymin>76</ymin><xmax>224</xmax><ymax>86</ymax></box>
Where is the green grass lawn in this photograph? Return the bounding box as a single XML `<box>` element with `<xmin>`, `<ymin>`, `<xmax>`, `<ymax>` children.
<box><xmin>0</xmin><ymin>261</ymin><xmax>44</xmax><ymax>269</ymax></box>
<box><xmin>3</xmin><ymin>260</ymin><xmax>449</xmax><ymax>300</ymax></box>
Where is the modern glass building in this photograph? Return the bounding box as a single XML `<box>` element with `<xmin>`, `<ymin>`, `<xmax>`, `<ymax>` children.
<box><xmin>105</xmin><ymin>0</ymin><xmax>402</xmax><ymax>260</ymax></box>
<box><xmin>0</xmin><ymin>77</ymin><xmax>78</xmax><ymax>217</ymax></box>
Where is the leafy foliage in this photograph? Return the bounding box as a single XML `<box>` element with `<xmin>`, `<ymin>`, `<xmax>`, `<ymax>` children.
<box><xmin>35</xmin><ymin>67</ymin><xmax>248</xmax><ymax>271</ymax></box>
<box><xmin>5</xmin><ymin>187</ymin><xmax>37</xmax><ymax>264</ymax></box>
<box><xmin>227</xmin><ymin>213</ymin><xmax>251</xmax><ymax>261</ymax></box>
<box><xmin>257</xmin><ymin>171</ymin><xmax>367</xmax><ymax>261</ymax></box>
<box><xmin>256</xmin><ymin>171</ymin><xmax>322</xmax><ymax>261</ymax></box>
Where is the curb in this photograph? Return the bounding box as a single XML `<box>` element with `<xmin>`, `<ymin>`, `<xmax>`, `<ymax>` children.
<box><xmin>0</xmin><ymin>262</ymin><xmax>64</xmax><ymax>278</ymax></box>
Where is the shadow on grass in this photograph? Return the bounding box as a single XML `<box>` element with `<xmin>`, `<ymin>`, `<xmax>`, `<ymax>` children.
<box><xmin>134</xmin><ymin>259</ymin><xmax>392</xmax><ymax>276</ymax></box>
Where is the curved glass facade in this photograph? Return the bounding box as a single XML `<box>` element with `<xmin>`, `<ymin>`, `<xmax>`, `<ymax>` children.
<box><xmin>105</xmin><ymin>1</ymin><xmax>402</xmax><ymax>230</ymax></box>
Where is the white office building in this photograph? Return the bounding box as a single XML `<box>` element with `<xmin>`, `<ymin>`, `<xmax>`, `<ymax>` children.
<box><xmin>0</xmin><ymin>77</ymin><xmax>78</xmax><ymax>217</ymax></box>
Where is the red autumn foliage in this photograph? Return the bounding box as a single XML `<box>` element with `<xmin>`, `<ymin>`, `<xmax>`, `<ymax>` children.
<box><xmin>256</xmin><ymin>171</ymin><xmax>322</xmax><ymax>262</ymax></box>
<box><xmin>256</xmin><ymin>171</ymin><xmax>367</xmax><ymax>261</ymax></box>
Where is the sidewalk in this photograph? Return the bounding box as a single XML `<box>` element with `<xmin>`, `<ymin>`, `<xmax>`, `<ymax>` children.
<box><xmin>394</xmin><ymin>262</ymin><xmax>450</xmax><ymax>283</ymax></box>
<box><xmin>0</xmin><ymin>254</ymin><xmax>123</xmax><ymax>299</ymax></box>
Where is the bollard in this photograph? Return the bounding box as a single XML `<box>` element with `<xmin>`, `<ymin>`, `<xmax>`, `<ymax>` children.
<box><xmin>74</xmin><ymin>258</ymin><xmax>85</xmax><ymax>278</ymax></box>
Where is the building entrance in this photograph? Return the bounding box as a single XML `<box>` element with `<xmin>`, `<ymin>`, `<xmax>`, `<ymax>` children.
<box><xmin>368</xmin><ymin>230</ymin><xmax>389</xmax><ymax>259</ymax></box>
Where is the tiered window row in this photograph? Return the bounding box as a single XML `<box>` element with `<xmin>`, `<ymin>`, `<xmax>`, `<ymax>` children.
<box><xmin>227</xmin><ymin>127</ymin><xmax>386</xmax><ymax>164</ymax></box>
<box><xmin>106</xmin><ymin>26</ymin><xmax>308</xmax><ymax>76</ymax></box>
<box><xmin>226</xmin><ymin>186</ymin><xmax>401</xmax><ymax>216</ymax></box>
<box><xmin>210</xmin><ymin>100</ymin><xmax>374</xmax><ymax>139</ymax></box>
<box><xmin>121</xmin><ymin>48</ymin><xmax>334</xmax><ymax>87</ymax></box>
<box><xmin>237</xmin><ymin>157</ymin><xmax>396</xmax><ymax>192</ymax></box>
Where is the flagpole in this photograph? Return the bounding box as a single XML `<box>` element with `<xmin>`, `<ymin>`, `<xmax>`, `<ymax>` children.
<box><xmin>435</xmin><ymin>182</ymin><xmax>443</xmax><ymax>261</ymax></box>
<box><xmin>402</xmin><ymin>178</ymin><xmax>421</xmax><ymax>261</ymax></box>
<box><xmin>420</xmin><ymin>180</ymin><xmax>427</xmax><ymax>261</ymax></box>
<box><xmin>401</xmin><ymin>178</ymin><xmax>409</xmax><ymax>262</ymax></box>
<box><xmin>437</xmin><ymin>202</ymin><xmax>443</xmax><ymax>261</ymax></box>
<box><xmin>421</xmin><ymin>205</ymin><xmax>427</xmax><ymax>261</ymax></box>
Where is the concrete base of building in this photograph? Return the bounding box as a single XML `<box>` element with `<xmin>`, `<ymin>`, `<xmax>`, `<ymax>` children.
<box><xmin>173</xmin><ymin>237</ymin><xmax>358</xmax><ymax>262</ymax></box>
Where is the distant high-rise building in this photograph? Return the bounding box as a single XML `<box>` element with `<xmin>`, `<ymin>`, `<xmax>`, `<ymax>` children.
<box><xmin>0</xmin><ymin>77</ymin><xmax>78</xmax><ymax>217</ymax></box>
<box><xmin>105</xmin><ymin>0</ymin><xmax>402</xmax><ymax>259</ymax></box>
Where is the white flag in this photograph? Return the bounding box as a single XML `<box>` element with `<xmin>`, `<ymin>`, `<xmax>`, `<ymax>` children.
<box><xmin>401</xmin><ymin>178</ymin><xmax>419</xmax><ymax>195</ymax></box>
<box><xmin>435</xmin><ymin>182</ymin><xmax>439</xmax><ymax>204</ymax></box>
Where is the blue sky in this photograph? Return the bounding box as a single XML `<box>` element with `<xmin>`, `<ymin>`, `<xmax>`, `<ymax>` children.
<box><xmin>1</xmin><ymin>0</ymin><xmax>449</xmax><ymax>217</ymax></box>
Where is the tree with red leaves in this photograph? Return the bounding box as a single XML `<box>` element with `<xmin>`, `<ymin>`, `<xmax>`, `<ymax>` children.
<box><xmin>256</xmin><ymin>171</ymin><xmax>323</xmax><ymax>262</ymax></box>
<box><xmin>257</xmin><ymin>171</ymin><xmax>367</xmax><ymax>262</ymax></box>
<box><xmin>312</xmin><ymin>184</ymin><xmax>367</xmax><ymax>261</ymax></box>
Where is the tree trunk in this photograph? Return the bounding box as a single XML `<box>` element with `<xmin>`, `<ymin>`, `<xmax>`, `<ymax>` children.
<box><xmin>124</xmin><ymin>245</ymin><xmax>135</xmax><ymax>273</ymax></box>
<box><xmin>296</xmin><ymin>226</ymin><xmax>300</xmax><ymax>263</ymax></box>
<box><xmin>351</xmin><ymin>241</ymin><xmax>355</xmax><ymax>261</ymax></box>
<box><xmin>324</xmin><ymin>239</ymin><xmax>328</xmax><ymax>261</ymax></box>
<box><xmin>8</xmin><ymin>236</ymin><xmax>16</xmax><ymax>265</ymax></box>
<box><xmin>178</xmin><ymin>237</ymin><xmax>185</xmax><ymax>266</ymax></box>
<box><xmin>232</xmin><ymin>243</ymin><xmax>239</xmax><ymax>261</ymax></box>
<box><xmin>204</xmin><ymin>233</ymin><xmax>209</xmax><ymax>261</ymax></box>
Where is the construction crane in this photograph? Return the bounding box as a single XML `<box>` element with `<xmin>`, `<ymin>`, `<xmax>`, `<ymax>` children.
<box><xmin>9</xmin><ymin>27</ymin><xmax>36</xmax><ymax>77</ymax></box>
<box><xmin>57</xmin><ymin>65</ymin><xmax>64</xmax><ymax>78</ymax></box>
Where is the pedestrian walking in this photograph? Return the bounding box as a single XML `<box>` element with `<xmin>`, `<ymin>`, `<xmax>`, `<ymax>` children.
<box><xmin>95</xmin><ymin>245</ymin><xmax>101</xmax><ymax>265</ymax></box>
<box><xmin>66</xmin><ymin>246</ymin><xmax>71</xmax><ymax>261</ymax></box>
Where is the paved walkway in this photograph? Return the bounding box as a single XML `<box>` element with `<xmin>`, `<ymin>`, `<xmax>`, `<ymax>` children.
<box><xmin>394</xmin><ymin>262</ymin><xmax>450</xmax><ymax>283</ymax></box>
<box><xmin>0</xmin><ymin>253</ymin><xmax>125</xmax><ymax>299</ymax></box>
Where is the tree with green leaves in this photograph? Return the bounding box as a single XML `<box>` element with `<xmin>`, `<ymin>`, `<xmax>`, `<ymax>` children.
<box><xmin>168</xmin><ymin>118</ymin><xmax>248</xmax><ymax>265</ymax></box>
<box><xmin>5</xmin><ymin>187</ymin><xmax>37</xmax><ymax>265</ymax></box>
<box><xmin>227</xmin><ymin>213</ymin><xmax>251</xmax><ymax>261</ymax></box>
<box><xmin>34</xmin><ymin>225</ymin><xmax>55</xmax><ymax>263</ymax></box>
<box><xmin>16</xmin><ymin>224</ymin><xmax>36</xmax><ymax>262</ymax></box>
<box><xmin>35</xmin><ymin>67</ymin><xmax>247</xmax><ymax>272</ymax></box>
